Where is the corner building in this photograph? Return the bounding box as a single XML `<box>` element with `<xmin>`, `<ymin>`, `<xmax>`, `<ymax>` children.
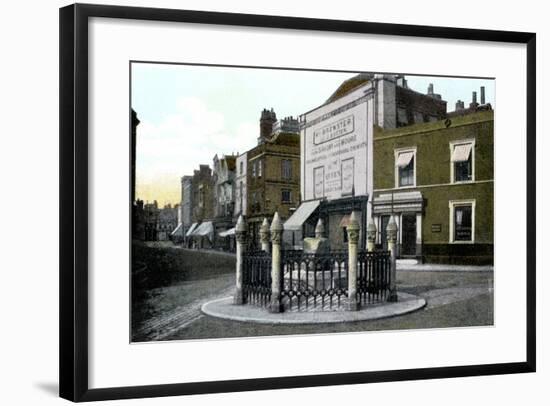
<box><xmin>288</xmin><ymin>73</ymin><xmax>493</xmax><ymax>264</ymax></box>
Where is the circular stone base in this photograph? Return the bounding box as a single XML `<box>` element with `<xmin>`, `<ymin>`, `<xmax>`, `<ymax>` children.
<box><xmin>201</xmin><ymin>292</ymin><xmax>426</xmax><ymax>325</ymax></box>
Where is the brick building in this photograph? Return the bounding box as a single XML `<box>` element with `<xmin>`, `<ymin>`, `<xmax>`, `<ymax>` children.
<box><xmin>212</xmin><ymin>154</ymin><xmax>237</xmax><ymax>250</ymax></box>
<box><xmin>372</xmin><ymin>107</ymin><xmax>494</xmax><ymax>264</ymax></box>
<box><xmin>245</xmin><ymin>109</ymin><xmax>301</xmax><ymax>248</ymax></box>
<box><xmin>185</xmin><ymin>165</ymin><xmax>215</xmax><ymax>248</ymax></box>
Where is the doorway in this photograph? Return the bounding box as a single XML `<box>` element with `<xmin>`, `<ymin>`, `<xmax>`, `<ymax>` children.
<box><xmin>380</xmin><ymin>215</ymin><xmax>390</xmax><ymax>251</ymax></box>
<box><xmin>401</xmin><ymin>213</ymin><xmax>417</xmax><ymax>256</ymax></box>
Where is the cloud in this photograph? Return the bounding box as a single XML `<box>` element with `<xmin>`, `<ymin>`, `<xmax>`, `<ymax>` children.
<box><xmin>135</xmin><ymin>96</ymin><xmax>257</xmax><ymax>204</ymax></box>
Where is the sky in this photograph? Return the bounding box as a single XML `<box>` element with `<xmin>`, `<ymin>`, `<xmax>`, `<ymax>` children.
<box><xmin>131</xmin><ymin>63</ymin><xmax>495</xmax><ymax>206</ymax></box>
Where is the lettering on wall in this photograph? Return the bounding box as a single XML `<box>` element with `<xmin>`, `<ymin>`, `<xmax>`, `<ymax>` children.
<box><xmin>341</xmin><ymin>158</ymin><xmax>354</xmax><ymax>196</ymax></box>
<box><xmin>313</xmin><ymin>115</ymin><xmax>354</xmax><ymax>145</ymax></box>
<box><xmin>303</xmin><ymin>100</ymin><xmax>370</xmax><ymax>201</ymax></box>
<box><xmin>314</xmin><ymin>166</ymin><xmax>324</xmax><ymax>198</ymax></box>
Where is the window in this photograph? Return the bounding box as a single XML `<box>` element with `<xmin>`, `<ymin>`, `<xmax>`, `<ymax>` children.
<box><xmin>239</xmin><ymin>182</ymin><xmax>243</xmax><ymax>211</ymax></box>
<box><xmin>252</xmin><ymin>161</ymin><xmax>256</xmax><ymax>178</ymax></box>
<box><xmin>450</xmin><ymin>140</ymin><xmax>475</xmax><ymax>183</ymax></box>
<box><xmin>258</xmin><ymin>159</ymin><xmax>262</xmax><ymax>177</ymax></box>
<box><xmin>395</xmin><ymin>148</ymin><xmax>416</xmax><ymax>188</ymax></box>
<box><xmin>281</xmin><ymin>189</ymin><xmax>291</xmax><ymax>203</ymax></box>
<box><xmin>282</xmin><ymin>159</ymin><xmax>292</xmax><ymax>179</ymax></box>
<box><xmin>449</xmin><ymin>200</ymin><xmax>475</xmax><ymax>243</ymax></box>
<box><xmin>239</xmin><ymin>161</ymin><xmax>243</xmax><ymax>175</ymax></box>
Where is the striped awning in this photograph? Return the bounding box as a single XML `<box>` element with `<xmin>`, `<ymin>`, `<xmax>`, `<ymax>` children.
<box><xmin>451</xmin><ymin>143</ymin><xmax>472</xmax><ymax>163</ymax></box>
<box><xmin>170</xmin><ymin>223</ymin><xmax>184</xmax><ymax>236</ymax></box>
<box><xmin>339</xmin><ymin>214</ymin><xmax>351</xmax><ymax>228</ymax></box>
<box><xmin>192</xmin><ymin>221</ymin><xmax>214</xmax><ymax>237</ymax></box>
<box><xmin>284</xmin><ymin>200</ymin><xmax>321</xmax><ymax>231</ymax></box>
<box><xmin>185</xmin><ymin>223</ymin><xmax>198</xmax><ymax>237</ymax></box>
<box><xmin>396</xmin><ymin>151</ymin><xmax>414</xmax><ymax>168</ymax></box>
<box><xmin>219</xmin><ymin>227</ymin><xmax>235</xmax><ymax>237</ymax></box>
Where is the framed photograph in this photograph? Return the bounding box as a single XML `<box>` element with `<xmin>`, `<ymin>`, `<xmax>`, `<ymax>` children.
<box><xmin>59</xmin><ymin>3</ymin><xmax>536</xmax><ymax>402</ymax></box>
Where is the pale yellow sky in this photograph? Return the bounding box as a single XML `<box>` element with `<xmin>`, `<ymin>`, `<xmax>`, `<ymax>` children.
<box><xmin>136</xmin><ymin>174</ymin><xmax>181</xmax><ymax>207</ymax></box>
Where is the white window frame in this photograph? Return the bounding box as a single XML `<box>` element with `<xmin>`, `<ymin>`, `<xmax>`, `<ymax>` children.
<box><xmin>448</xmin><ymin>199</ymin><xmax>476</xmax><ymax>244</ymax></box>
<box><xmin>394</xmin><ymin>146</ymin><xmax>417</xmax><ymax>189</ymax></box>
<box><xmin>449</xmin><ymin>138</ymin><xmax>476</xmax><ymax>184</ymax></box>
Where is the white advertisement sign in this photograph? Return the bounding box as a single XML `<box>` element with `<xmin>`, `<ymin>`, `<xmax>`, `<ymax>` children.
<box><xmin>302</xmin><ymin>91</ymin><xmax>372</xmax><ymax>201</ymax></box>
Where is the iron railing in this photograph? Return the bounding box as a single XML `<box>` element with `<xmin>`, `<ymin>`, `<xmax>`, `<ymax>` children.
<box><xmin>242</xmin><ymin>250</ymin><xmax>272</xmax><ymax>306</ymax></box>
<box><xmin>241</xmin><ymin>249</ymin><xmax>392</xmax><ymax>311</ymax></box>
<box><xmin>357</xmin><ymin>250</ymin><xmax>391</xmax><ymax>304</ymax></box>
<box><xmin>280</xmin><ymin>250</ymin><xmax>348</xmax><ymax>310</ymax></box>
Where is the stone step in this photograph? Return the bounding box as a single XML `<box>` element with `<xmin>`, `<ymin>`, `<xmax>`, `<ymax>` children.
<box><xmin>397</xmin><ymin>258</ymin><xmax>418</xmax><ymax>265</ymax></box>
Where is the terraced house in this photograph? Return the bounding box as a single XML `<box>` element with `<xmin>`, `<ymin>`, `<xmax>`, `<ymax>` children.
<box><xmin>372</xmin><ymin>108</ymin><xmax>494</xmax><ymax>264</ymax></box>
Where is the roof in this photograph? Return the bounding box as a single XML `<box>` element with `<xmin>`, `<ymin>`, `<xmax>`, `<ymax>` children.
<box><xmin>224</xmin><ymin>155</ymin><xmax>237</xmax><ymax>171</ymax></box>
<box><xmin>271</xmin><ymin>132</ymin><xmax>300</xmax><ymax>146</ymax></box>
<box><xmin>325</xmin><ymin>73</ymin><xmax>372</xmax><ymax>104</ymax></box>
<box><xmin>284</xmin><ymin>200</ymin><xmax>321</xmax><ymax>231</ymax></box>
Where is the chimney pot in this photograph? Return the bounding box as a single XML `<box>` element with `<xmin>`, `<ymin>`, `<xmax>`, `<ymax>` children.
<box><xmin>480</xmin><ymin>86</ymin><xmax>486</xmax><ymax>105</ymax></box>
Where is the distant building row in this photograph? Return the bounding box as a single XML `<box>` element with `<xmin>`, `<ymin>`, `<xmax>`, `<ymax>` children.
<box><xmin>175</xmin><ymin>110</ymin><xmax>301</xmax><ymax>251</ymax></box>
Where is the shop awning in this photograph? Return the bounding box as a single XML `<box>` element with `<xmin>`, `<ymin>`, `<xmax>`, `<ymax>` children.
<box><xmin>372</xmin><ymin>191</ymin><xmax>424</xmax><ymax>215</ymax></box>
<box><xmin>219</xmin><ymin>227</ymin><xmax>235</xmax><ymax>237</ymax></box>
<box><xmin>170</xmin><ymin>223</ymin><xmax>184</xmax><ymax>236</ymax></box>
<box><xmin>185</xmin><ymin>223</ymin><xmax>198</xmax><ymax>237</ymax></box>
<box><xmin>284</xmin><ymin>200</ymin><xmax>321</xmax><ymax>231</ymax></box>
<box><xmin>192</xmin><ymin>221</ymin><xmax>214</xmax><ymax>237</ymax></box>
<box><xmin>451</xmin><ymin>143</ymin><xmax>472</xmax><ymax>163</ymax></box>
<box><xmin>339</xmin><ymin>214</ymin><xmax>351</xmax><ymax>228</ymax></box>
<box><xmin>396</xmin><ymin>151</ymin><xmax>414</xmax><ymax>168</ymax></box>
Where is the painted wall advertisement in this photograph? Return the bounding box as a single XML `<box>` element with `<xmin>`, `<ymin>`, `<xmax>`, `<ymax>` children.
<box><xmin>302</xmin><ymin>101</ymin><xmax>369</xmax><ymax>201</ymax></box>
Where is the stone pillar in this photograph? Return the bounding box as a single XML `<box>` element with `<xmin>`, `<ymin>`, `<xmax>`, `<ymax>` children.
<box><xmin>270</xmin><ymin>212</ymin><xmax>283</xmax><ymax>313</ymax></box>
<box><xmin>234</xmin><ymin>215</ymin><xmax>247</xmax><ymax>305</ymax></box>
<box><xmin>347</xmin><ymin>211</ymin><xmax>360</xmax><ymax>311</ymax></box>
<box><xmin>315</xmin><ymin>218</ymin><xmax>325</xmax><ymax>238</ymax></box>
<box><xmin>386</xmin><ymin>215</ymin><xmax>398</xmax><ymax>302</ymax></box>
<box><xmin>260</xmin><ymin>217</ymin><xmax>271</xmax><ymax>253</ymax></box>
<box><xmin>366</xmin><ymin>217</ymin><xmax>377</xmax><ymax>252</ymax></box>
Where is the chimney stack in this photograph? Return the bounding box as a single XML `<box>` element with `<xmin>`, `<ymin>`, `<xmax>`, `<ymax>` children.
<box><xmin>428</xmin><ymin>83</ymin><xmax>434</xmax><ymax>95</ymax></box>
<box><xmin>258</xmin><ymin>108</ymin><xmax>277</xmax><ymax>144</ymax></box>
<box><xmin>455</xmin><ymin>100</ymin><xmax>465</xmax><ymax>111</ymax></box>
<box><xmin>480</xmin><ymin>86</ymin><xmax>486</xmax><ymax>105</ymax></box>
<box><xmin>470</xmin><ymin>91</ymin><xmax>478</xmax><ymax>109</ymax></box>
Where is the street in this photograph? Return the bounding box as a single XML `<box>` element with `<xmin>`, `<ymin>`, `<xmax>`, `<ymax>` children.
<box><xmin>132</xmin><ymin>243</ymin><xmax>493</xmax><ymax>342</ymax></box>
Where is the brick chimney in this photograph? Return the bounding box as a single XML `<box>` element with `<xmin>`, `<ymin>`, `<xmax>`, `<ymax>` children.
<box><xmin>469</xmin><ymin>91</ymin><xmax>478</xmax><ymax>109</ymax></box>
<box><xmin>259</xmin><ymin>108</ymin><xmax>277</xmax><ymax>144</ymax></box>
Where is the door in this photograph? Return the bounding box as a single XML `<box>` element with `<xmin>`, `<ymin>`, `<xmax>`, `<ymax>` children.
<box><xmin>401</xmin><ymin>213</ymin><xmax>417</xmax><ymax>256</ymax></box>
<box><xmin>380</xmin><ymin>215</ymin><xmax>390</xmax><ymax>251</ymax></box>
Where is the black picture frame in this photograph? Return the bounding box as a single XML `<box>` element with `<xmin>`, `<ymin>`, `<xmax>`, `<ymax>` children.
<box><xmin>59</xmin><ymin>3</ymin><xmax>536</xmax><ymax>402</ymax></box>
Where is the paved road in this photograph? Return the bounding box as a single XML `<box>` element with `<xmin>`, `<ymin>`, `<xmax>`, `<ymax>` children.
<box><xmin>132</xmin><ymin>244</ymin><xmax>493</xmax><ymax>342</ymax></box>
<box><xmin>134</xmin><ymin>284</ymin><xmax>234</xmax><ymax>341</ymax></box>
<box><xmin>133</xmin><ymin>270</ymin><xmax>492</xmax><ymax>342</ymax></box>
